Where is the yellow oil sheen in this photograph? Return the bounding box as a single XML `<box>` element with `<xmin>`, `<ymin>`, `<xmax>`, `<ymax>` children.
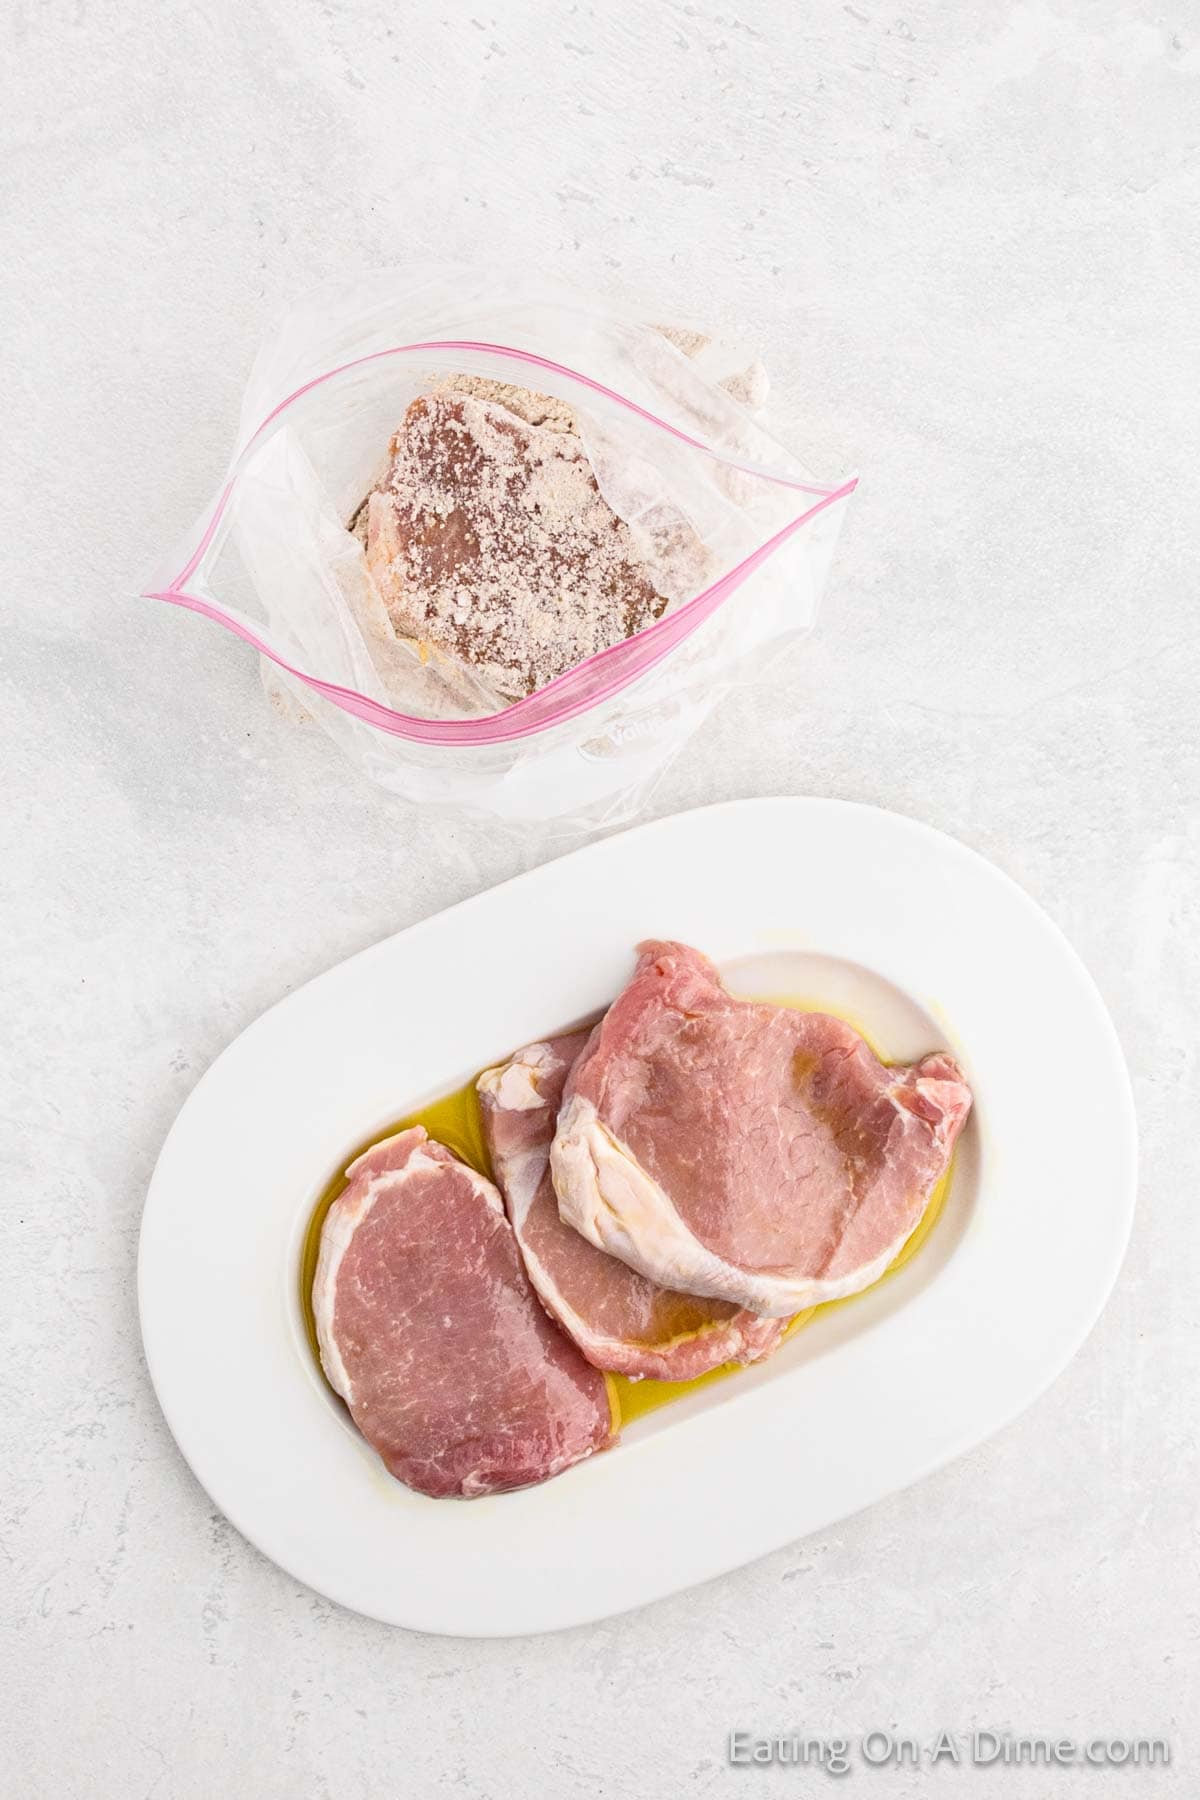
<box><xmin>300</xmin><ymin>1014</ymin><xmax>953</xmax><ymax>1430</ymax></box>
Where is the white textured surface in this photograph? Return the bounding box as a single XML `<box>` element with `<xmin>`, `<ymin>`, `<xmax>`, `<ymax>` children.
<box><xmin>1</xmin><ymin>1</ymin><xmax>1197</xmax><ymax>1795</ymax></box>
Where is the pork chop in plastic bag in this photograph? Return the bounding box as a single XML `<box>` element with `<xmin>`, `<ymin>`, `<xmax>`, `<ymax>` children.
<box><xmin>478</xmin><ymin>1031</ymin><xmax>785</xmax><ymax>1381</ymax></box>
<box><xmin>313</xmin><ymin>1126</ymin><xmax>614</xmax><ymax>1497</ymax></box>
<box><xmin>551</xmin><ymin>942</ymin><xmax>972</xmax><ymax>1318</ymax></box>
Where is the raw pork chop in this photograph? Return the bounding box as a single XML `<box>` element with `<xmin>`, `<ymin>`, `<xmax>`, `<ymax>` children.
<box><xmin>478</xmin><ymin>1032</ymin><xmax>785</xmax><ymax>1381</ymax></box>
<box><xmin>551</xmin><ymin>942</ymin><xmax>973</xmax><ymax>1318</ymax></box>
<box><xmin>313</xmin><ymin>1126</ymin><xmax>614</xmax><ymax>1498</ymax></box>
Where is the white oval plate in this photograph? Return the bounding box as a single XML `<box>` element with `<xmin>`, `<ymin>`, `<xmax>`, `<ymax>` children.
<box><xmin>139</xmin><ymin>799</ymin><xmax>1136</xmax><ymax>1636</ymax></box>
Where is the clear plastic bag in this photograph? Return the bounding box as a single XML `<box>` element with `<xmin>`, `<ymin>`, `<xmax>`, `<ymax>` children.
<box><xmin>143</xmin><ymin>269</ymin><xmax>856</xmax><ymax>830</ymax></box>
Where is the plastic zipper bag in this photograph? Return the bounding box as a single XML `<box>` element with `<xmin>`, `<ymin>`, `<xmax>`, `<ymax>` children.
<box><xmin>143</xmin><ymin>270</ymin><xmax>856</xmax><ymax>828</ymax></box>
